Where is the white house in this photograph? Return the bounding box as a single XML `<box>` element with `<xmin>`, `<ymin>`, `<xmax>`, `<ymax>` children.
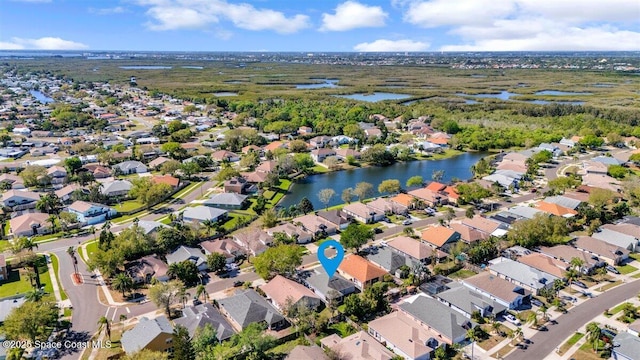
<box><xmin>67</xmin><ymin>201</ymin><xmax>117</xmax><ymax>225</ymax></box>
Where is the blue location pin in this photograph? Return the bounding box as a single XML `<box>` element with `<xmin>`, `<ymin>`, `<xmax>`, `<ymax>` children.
<box><xmin>317</xmin><ymin>239</ymin><xmax>345</xmax><ymax>278</ymax></box>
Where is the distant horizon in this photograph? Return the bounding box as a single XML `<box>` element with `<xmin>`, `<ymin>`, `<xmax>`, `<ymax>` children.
<box><xmin>1</xmin><ymin>50</ymin><xmax>639</xmax><ymax>55</ymax></box>
<box><xmin>1</xmin><ymin>1</ymin><xmax>638</xmax><ymax>52</ymax></box>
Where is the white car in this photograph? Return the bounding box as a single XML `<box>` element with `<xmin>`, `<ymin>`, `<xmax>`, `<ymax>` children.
<box><xmin>504</xmin><ymin>314</ymin><xmax>521</xmax><ymax>325</ymax></box>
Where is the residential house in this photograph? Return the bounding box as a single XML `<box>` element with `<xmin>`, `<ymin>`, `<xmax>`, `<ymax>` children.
<box><xmin>67</xmin><ymin>201</ymin><xmax>116</xmax><ymax>225</ymax></box>
<box><xmin>450</xmin><ymin>223</ymin><xmax>487</xmax><ymax>244</ymax></box>
<box><xmin>151</xmin><ymin>175</ymin><xmax>180</xmax><ymax>189</ymax></box>
<box><xmin>204</xmin><ymin>193</ymin><xmax>248</xmax><ymax>210</ymax></box>
<box><xmin>286</xmin><ymin>345</ymin><xmax>328</xmax><ymax>360</ymax></box>
<box><xmin>368</xmin><ymin>311</ymin><xmax>438</xmax><ymax>360</ymax></box>
<box><xmin>224</xmin><ymin>177</ymin><xmax>251</xmax><ymax>194</ymax></box>
<box><xmin>121</xmin><ymin>316</ymin><xmax>174</xmax><ymax>355</ymax></box>
<box><xmin>292</xmin><ymin>213</ymin><xmax>337</xmax><ymax>237</ymax></box>
<box><xmin>599</xmin><ymin>224</ymin><xmax>640</xmax><ymax>251</ymax></box>
<box><xmin>113</xmin><ymin>160</ymin><xmax>148</xmax><ymax>175</ymax></box>
<box><xmin>364</xmin><ymin>128</ymin><xmax>382</xmax><ymax>139</ymax></box>
<box><xmin>125</xmin><ymin>255</ymin><xmax>170</xmax><ymax>283</ymax></box>
<box><xmin>201</xmin><ymin>239</ymin><xmax>245</xmax><ymax>264</ymax></box>
<box><xmin>46</xmin><ymin>166</ymin><xmax>67</xmax><ymax>185</ymax></box>
<box><xmin>0</xmin><ymin>174</ymin><xmax>24</xmax><ymax>189</ymax></box>
<box><xmin>368</xmin><ymin>246</ymin><xmax>420</xmax><ymax>277</ymax></box>
<box><xmin>387</xmin><ymin>236</ymin><xmax>440</xmax><ymax>264</ymax></box>
<box><xmin>335</xmin><ymin>148</ymin><xmax>361</xmax><ymax>161</ymax></box>
<box><xmin>311</xmin><ymin>148</ymin><xmax>336</xmax><ymax>163</ymax></box>
<box><xmin>133</xmin><ymin>220</ymin><xmax>168</xmax><ymax>236</ymax></box>
<box><xmin>407</xmin><ymin>188</ymin><xmax>442</xmax><ymax>207</ymax></box>
<box><xmin>100</xmin><ymin>179</ymin><xmax>133</xmax><ymax>197</ymax></box>
<box><xmin>517</xmin><ymin>253</ymin><xmax>567</xmax><ymax>279</ymax></box>
<box><xmin>538</xmin><ymin>143</ymin><xmax>562</xmax><ymax>157</ymax></box>
<box><xmin>581</xmin><ymin>160</ymin><xmax>609</xmax><ymax>175</ymax></box>
<box><xmin>436</xmin><ymin>282</ymin><xmax>507</xmax><ymax>319</ymax></box>
<box><xmin>317</xmin><ymin>210</ymin><xmax>351</xmax><ymax>230</ymax></box>
<box><xmin>421</xmin><ymin>226</ymin><xmax>461</xmax><ymax>251</ymax></box>
<box><xmin>505</xmin><ymin>205</ymin><xmax>544</xmax><ymax>220</ymax></box>
<box><xmin>166</xmin><ymin>246</ymin><xmax>208</xmax><ymax>271</ymax></box>
<box><xmin>366</xmin><ymin>197</ymin><xmax>408</xmax><ymax>216</ymax></box>
<box><xmin>305</xmin><ymin>270</ymin><xmax>356</xmax><ymax>305</ymax></box>
<box><xmin>461</xmin><ymin>272</ymin><xmax>532</xmax><ymax>310</ymax></box>
<box><xmin>1</xmin><ymin>190</ymin><xmax>40</xmax><ymax>209</ymax></box>
<box><xmin>582</xmin><ymin>173</ymin><xmax>621</xmax><ymax>192</ymax></box>
<box><xmin>592</xmin><ymin>155</ymin><xmax>624</xmax><ymax>166</ymax></box>
<box><xmin>460</xmin><ymin>215</ymin><xmax>508</xmax><ymax>237</ymax></box>
<box><xmin>255</xmin><ymin>160</ymin><xmax>278</xmax><ymax>174</ymax></box>
<box><xmin>83</xmin><ymin>164</ymin><xmax>112</xmax><ymax>179</ymax></box>
<box><xmin>483</xmin><ymin>170</ymin><xmax>523</xmax><ymax>189</ymax></box>
<box><xmin>399</xmin><ymin>294</ymin><xmax>473</xmax><ymax>345</ymax></box>
<box><xmin>0</xmin><ymin>255</ymin><xmax>7</xmax><ymax>281</ymax></box>
<box><xmin>538</xmin><ymin>245</ymin><xmax>603</xmax><ymax>274</ymax></box>
<box><xmin>574</xmin><ymin>236</ymin><xmax>629</xmax><ymax>265</ymax></box>
<box><xmin>488</xmin><ymin>257</ymin><xmax>559</xmax><ymax>295</ymax></box>
<box><xmin>148</xmin><ymin>156</ymin><xmax>171</xmax><ymax>170</ymax></box>
<box><xmin>535</xmin><ymin>201</ymin><xmax>578</xmax><ymax>218</ymax></box>
<box><xmin>391</xmin><ymin>193</ymin><xmax>417</xmax><ymax>209</ymax></box>
<box><xmin>338</xmin><ymin>255</ymin><xmax>387</xmax><ymax>290</ymax></box>
<box><xmin>181</xmin><ymin>206</ymin><xmax>228</xmax><ymax>223</ymax></box>
<box><xmin>342</xmin><ymin>202</ymin><xmax>384</xmax><ymax>224</ymax></box>
<box><xmin>233</xmin><ymin>228</ymin><xmax>273</xmax><ymax>256</ymax></box>
<box><xmin>174</xmin><ymin>303</ymin><xmax>236</xmax><ymax>342</ymax></box>
<box><xmin>211</xmin><ymin>150</ymin><xmax>240</xmax><ymax>163</ymax></box>
<box><xmin>612</xmin><ymin>332</ymin><xmax>640</xmax><ymax>360</ymax></box>
<box><xmin>297</xmin><ymin>126</ymin><xmax>313</xmax><ymax>135</ymax></box>
<box><xmin>55</xmin><ymin>183</ymin><xmax>85</xmax><ymax>203</ymax></box>
<box><xmin>309</xmin><ymin>136</ymin><xmax>332</xmax><ymax>149</ymax></box>
<box><xmin>543</xmin><ymin>195</ymin><xmax>582</xmax><ymax>210</ymax></box>
<box><xmin>218</xmin><ymin>289</ymin><xmax>287</xmax><ymax>331</ymax></box>
<box><xmin>9</xmin><ymin>212</ymin><xmax>51</xmax><ymax>238</ymax></box>
<box><xmin>592</xmin><ymin>228</ymin><xmax>638</xmax><ymax>252</ymax></box>
<box><xmin>260</xmin><ymin>275</ymin><xmax>322</xmax><ymax>311</ymax></box>
<box><xmin>263</xmin><ymin>141</ymin><xmax>286</xmax><ymax>153</ymax></box>
<box><xmin>267</xmin><ymin>223</ymin><xmax>314</xmax><ymax>244</ymax></box>
<box><xmin>321</xmin><ymin>331</ymin><xmax>395</xmax><ymax>360</ymax></box>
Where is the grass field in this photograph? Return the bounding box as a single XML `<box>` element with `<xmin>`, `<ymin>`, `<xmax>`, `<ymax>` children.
<box><xmin>558</xmin><ymin>332</ymin><xmax>584</xmax><ymax>355</ymax></box>
<box><xmin>0</xmin><ymin>269</ymin><xmax>34</xmax><ymax>298</ymax></box>
<box><xmin>608</xmin><ymin>302</ymin><xmax>634</xmax><ymax>317</ymax></box>
<box><xmin>49</xmin><ymin>253</ymin><xmax>68</xmax><ymax>301</ymax></box>
<box><xmin>114</xmin><ymin>200</ymin><xmax>145</xmax><ymax>212</ymax></box>
<box><xmin>596</xmin><ymin>280</ymin><xmax>623</xmax><ymax>292</ymax></box>
<box><xmin>449</xmin><ymin>269</ymin><xmax>477</xmax><ymax>279</ymax></box>
<box><xmin>615</xmin><ymin>264</ymin><xmax>638</xmax><ymax>275</ymax></box>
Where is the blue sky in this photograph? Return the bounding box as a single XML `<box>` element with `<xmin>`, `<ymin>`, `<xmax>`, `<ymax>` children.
<box><xmin>1</xmin><ymin>0</ymin><xmax>639</xmax><ymax>51</ymax></box>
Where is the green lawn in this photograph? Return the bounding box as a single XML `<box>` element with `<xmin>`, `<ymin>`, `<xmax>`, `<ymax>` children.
<box><xmin>558</xmin><ymin>332</ymin><xmax>584</xmax><ymax>355</ymax></box>
<box><xmin>608</xmin><ymin>302</ymin><xmax>634</xmax><ymax>316</ymax></box>
<box><xmin>171</xmin><ymin>181</ymin><xmax>202</xmax><ymax>199</ymax></box>
<box><xmin>449</xmin><ymin>269</ymin><xmax>477</xmax><ymax>279</ymax></box>
<box><xmin>3</xmin><ymin>222</ymin><xmax>10</xmax><ymax>237</ymax></box>
<box><xmin>311</xmin><ymin>165</ymin><xmax>329</xmax><ymax>173</ymax></box>
<box><xmin>267</xmin><ymin>337</ymin><xmax>309</xmax><ymax>356</ymax></box>
<box><xmin>629</xmin><ymin>253</ymin><xmax>640</xmax><ymax>262</ymax></box>
<box><xmin>277</xmin><ymin>179</ymin><xmax>292</xmax><ymax>191</ymax></box>
<box><xmin>0</xmin><ymin>269</ymin><xmax>33</xmax><ymax>298</ymax></box>
<box><xmin>596</xmin><ymin>280</ymin><xmax>622</xmax><ymax>292</ymax></box>
<box><xmin>83</xmin><ymin>241</ymin><xmax>99</xmax><ymax>262</ymax></box>
<box><xmin>49</xmin><ymin>253</ymin><xmax>68</xmax><ymax>300</ymax></box>
<box><xmin>114</xmin><ymin>200</ymin><xmax>145</xmax><ymax>212</ymax></box>
<box><xmin>616</xmin><ymin>264</ymin><xmax>638</xmax><ymax>275</ymax></box>
<box><xmin>262</xmin><ymin>190</ymin><xmax>276</xmax><ymax>200</ymax></box>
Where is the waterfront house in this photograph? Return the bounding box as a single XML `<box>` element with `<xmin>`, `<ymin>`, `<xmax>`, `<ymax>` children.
<box><xmin>342</xmin><ymin>202</ymin><xmax>384</xmax><ymax>224</ymax></box>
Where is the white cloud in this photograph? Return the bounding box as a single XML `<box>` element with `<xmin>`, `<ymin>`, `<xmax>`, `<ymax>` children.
<box><xmin>354</xmin><ymin>39</ymin><xmax>429</xmax><ymax>52</ymax></box>
<box><xmin>136</xmin><ymin>0</ymin><xmax>310</xmax><ymax>34</ymax></box>
<box><xmin>320</xmin><ymin>1</ymin><xmax>388</xmax><ymax>31</ymax></box>
<box><xmin>398</xmin><ymin>0</ymin><xmax>640</xmax><ymax>51</ymax></box>
<box><xmin>89</xmin><ymin>6</ymin><xmax>127</xmax><ymax>15</ymax></box>
<box><xmin>0</xmin><ymin>37</ymin><xmax>88</xmax><ymax>50</ymax></box>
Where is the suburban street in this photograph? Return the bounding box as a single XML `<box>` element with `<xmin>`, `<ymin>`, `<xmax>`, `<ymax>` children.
<box><xmin>506</xmin><ymin>279</ymin><xmax>640</xmax><ymax>360</ymax></box>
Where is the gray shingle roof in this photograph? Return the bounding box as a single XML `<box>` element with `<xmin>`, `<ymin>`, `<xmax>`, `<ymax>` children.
<box><xmin>166</xmin><ymin>246</ymin><xmax>207</xmax><ymax>268</ymax></box>
<box><xmin>367</xmin><ymin>247</ymin><xmax>418</xmax><ymax>273</ymax></box>
<box><xmin>436</xmin><ymin>283</ymin><xmax>507</xmax><ymax>317</ymax></box>
<box><xmin>593</xmin><ymin>228</ymin><xmax>638</xmax><ymax>251</ymax></box>
<box><xmin>173</xmin><ymin>303</ymin><xmax>236</xmax><ymax>342</ymax></box>
<box><xmin>544</xmin><ymin>195</ymin><xmax>582</xmax><ymax>210</ymax></box>
<box><xmin>613</xmin><ymin>331</ymin><xmax>640</xmax><ymax>360</ymax></box>
<box><xmin>100</xmin><ymin>179</ymin><xmax>132</xmax><ymax>195</ymax></box>
<box><xmin>132</xmin><ymin>220</ymin><xmax>168</xmax><ymax>235</ymax></box>
<box><xmin>399</xmin><ymin>295</ymin><xmax>473</xmax><ymax>342</ymax></box>
<box><xmin>305</xmin><ymin>271</ymin><xmax>356</xmax><ymax>301</ymax></box>
<box><xmin>489</xmin><ymin>257</ymin><xmax>559</xmax><ymax>290</ymax></box>
<box><xmin>182</xmin><ymin>205</ymin><xmax>228</xmax><ymax>221</ymax></box>
<box><xmin>121</xmin><ymin>316</ymin><xmax>173</xmax><ymax>354</ymax></box>
<box><xmin>218</xmin><ymin>289</ymin><xmax>285</xmax><ymax>329</ymax></box>
<box><xmin>204</xmin><ymin>192</ymin><xmax>248</xmax><ymax>206</ymax></box>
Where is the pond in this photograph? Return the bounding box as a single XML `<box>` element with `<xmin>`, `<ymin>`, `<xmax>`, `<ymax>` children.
<box><xmin>29</xmin><ymin>90</ymin><xmax>54</xmax><ymax>104</ymax></box>
<box><xmin>181</xmin><ymin>66</ymin><xmax>203</xmax><ymax>69</ymax></box>
<box><xmin>333</xmin><ymin>92</ymin><xmax>413</xmax><ymax>102</ymax></box>
<box><xmin>119</xmin><ymin>66</ymin><xmax>172</xmax><ymax>69</ymax></box>
<box><xmin>279</xmin><ymin>152</ymin><xmax>487</xmax><ymax>209</ymax></box>
<box><xmin>213</xmin><ymin>92</ymin><xmax>238</xmax><ymax>97</ymax></box>
<box><xmin>296</xmin><ymin>79</ymin><xmax>340</xmax><ymax>89</ymax></box>
<box><xmin>456</xmin><ymin>91</ymin><xmax>518</xmax><ymax>100</ymax></box>
<box><xmin>534</xmin><ymin>90</ymin><xmax>593</xmax><ymax>96</ymax></box>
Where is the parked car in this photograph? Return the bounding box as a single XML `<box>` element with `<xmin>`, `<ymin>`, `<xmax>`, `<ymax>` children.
<box><xmin>561</xmin><ymin>295</ymin><xmax>577</xmax><ymax>303</ymax></box>
<box><xmin>374</xmin><ymin>228</ymin><xmax>383</xmax><ymax>234</ymax></box>
<box><xmin>572</xmin><ymin>280</ymin><xmax>588</xmax><ymax>289</ymax></box>
<box><xmin>233</xmin><ymin>281</ymin><xmax>243</xmax><ymax>287</ymax></box>
<box><xmin>504</xmin><ymin>314</ymin><xmax>521</xmax><ymax>325</ymax></box>
<box><xmin>402</xmin><ymin>219</ymin><xmax>413</xmax><ymax>225</ymax></box>
<box><xmin>382</xmin><ymin>217</ymin><xmax>391</xmax><ymax>223</ymax></box>
<box><xmin>606</xmin><ymin>265</ymin><xmax>620</xmax><ymax>274</ymax></box>
<box><xmin>531</xmin><ymin>298</ymin><xmax>544</xmax><ymax>307</ymax></box>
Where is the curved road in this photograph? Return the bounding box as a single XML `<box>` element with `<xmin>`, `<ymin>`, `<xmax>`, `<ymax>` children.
<box><xmin>506</xmin><ymin>279</ymin><xmax>640</xmax><ymax>360</ymax></box>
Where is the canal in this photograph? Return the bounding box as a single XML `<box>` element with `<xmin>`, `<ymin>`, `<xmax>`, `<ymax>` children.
<box><xmin>279</xmin><ymin>152</ymin><xmax>487</xmax><ymax>209</ymax></box>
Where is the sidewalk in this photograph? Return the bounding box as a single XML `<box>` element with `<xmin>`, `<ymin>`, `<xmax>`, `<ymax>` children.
<box><xmin>79</xmin><ymin>243</ymin><xmax>129</xmax><ymax>307</ymax></box>
<box><xmin>44</xmin><ymin>252</ymin><xmax>72</xmax><ymax>310</ymax></box>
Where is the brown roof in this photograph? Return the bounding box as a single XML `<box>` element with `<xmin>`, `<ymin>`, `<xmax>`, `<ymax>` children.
<box><xmin>9</xmin><ymin>212</ymin><xmax>50</xmax><ymax>236</ymax></box>
<box><xmin>535</xmin><ymin>201</ymin><xmax>578</xmax><ymax>217</ymax></box>
<box><xmin>574</xmin><ymin>236</ymin><xmax>629</xmax><ymax>261</ymax></box>
<box><xmin>286</xmin><ymin>346</ymin><xmax>328</xmax><ymax>360</ymax></box>
<box><xmin>407</xmin><ymin>188</ymin><xmax>441</xmax><ymax>203</ymax></box>
<box><xmin>600</xmin><ymin>223</ymin><xmax>640</xmax><ymax>238</ymax></box>
<box><xmin>368</xmin><ymin>311</ymin><xmax>436</xmax><ymax>357</ymax></box>
<box><xmin>263</xmin><ymin>141</ymin><xmax>285</xmax><ymax>152</ymax></box>
<box><xmin>0</xmin><ymin>254</ymin><xmax>5</xmax><ymax>268</ymax></box>
<box><xmin>461</xmin><ymin>215</ymin><xmax>501</xmax><ymax>234</ymax></box>
<box><xmin>256</xmin><ymin>160</ymin><xmax>277</xmax><ymax>174</ymax></box>
<box><xmin>259</xmin><ymin>275</ymin><xmax>320</xmax><ymax>309</ymax></box>
<box><xmin>320</xmin><ymin>331</ymin><xmax>394</xmax><ymax>360</ymax></box>
<box><xmin>68</xmin><ymin>200</ymin><xmax>93</xmax><ymax>213</ymax></box>
<box><xmin>148</xmin><ymin>156</ymin><xmax>171</xmax><ymax>168</ymax></box>
<box><xmin>387</xmin><ymin>236</ymin><xmax>434</xmax><ymax>261</ymax></box>
<box><xmin>463</xmin><ymin>272</ymin><xmax>531</xmax><ymax>303</ymax></box>
<box><xmin>200</xmin><ymin>239</ymin><xmax>244</xmax><ymax>259</ymax></box>
<box><xmin>151</xmin><ymin>175</ymin><xmax>180</xmax><ymax>187</ymax></box>
<box><xmin>338</xmin><ymin>255</ymin><xmax>387</xmax><ymax>283</ymax></box>
<box><xmin>450</xmin><ymin>223</ymin><xmax>487</xmax><ymax>244</ymax></box>
<box><xmin>421</xmin><ymin>226</ymin><xmax>459</xmax><ymax>247</ymax></box>
<box><xmin>517</xmin><ymin>253</ymin><xmax>567</xmax><ymax>278</ymax></box>
<box><xmin>538</xmin><ymin>245</ymin><xmax>596</xmax><ymax>267</ymax></box>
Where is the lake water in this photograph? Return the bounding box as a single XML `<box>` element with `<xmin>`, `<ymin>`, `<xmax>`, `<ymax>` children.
<box><xmin>181</xmin><ymin>66</ymin><xmax>203</xmax><ymax>69</ymax></box>
<box><xmin>296</xmin><ymin>79</ymin><xmax>340</xmax><ymax>89</ymax></box>
<box><xmin>334</xmin><ymin>92</ymin><xmax>413</xmax><ymax>102</ymax></box>
<box><xmin>30</xmin><ymin>90</ymin><xmax>54</xmax><ymax>104</ymax></box>
<box><xmin>279</xmin><ymin>152</ymin><xmax>487</xmax><ymax>209</ymax></box>
<box><xmin>119</xmin><ymin>66</ymin><xmax>172</xmax><ymax>69</ymax></box>
<box><xmin>213</xmin><ymin>92</ymin><xmax>238</xmax><ymax>97</ymax></box>
<box><xmin>534</xmin><ymin>90</ymin><xmax>593</xmax><ymax>96</ymax></box>
<box><xmin>456</xmin><ymin>91</ymin><xmax>517</xmax><ymax>100</ymax></box>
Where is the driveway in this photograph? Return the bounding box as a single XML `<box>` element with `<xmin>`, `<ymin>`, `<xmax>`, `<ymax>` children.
<box><xmin>505</xmin><ymin>279</ymin><xmax>640</xmax><ymax>360</ymax></box>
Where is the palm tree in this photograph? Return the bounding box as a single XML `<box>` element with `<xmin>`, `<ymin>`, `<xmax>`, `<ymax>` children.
<box><xmin>67</xmin><ymin>246</ymin><xmax>78</xmax><ymax>275</ymax></box>
<box><xmin>510</xmin><ymin>327</ymin><xmax>523</xmax><ymax>345</ymax></box>
<box><xmin>47</xmin><ymin>214</ymin><xmax>57</xmax><ymax>233</ymax></box>
<box><xmin>566</xmin><ymin>268</ymin><xmax>579</xmax><ymax>293</ymax></box>
<box><xmin>97</xmin><ymin>316</ymin><xmax>111</xmax><ymax>340</ymax></box>
<box><xmin>527</xmin><ymin>311</ymin><xmax>538</xmax><ymax>328</ymax></box>
<box><xmin>25</xmin><ymin>288</ymin><xmax>44</xmax><ymax>302</ymax></box>
<box><xmin>20</xmin><ymin>237</ymin><xmax>38</xmax><ymax>252</ymax></box>
<box><xmin>467</xmin><ymin>328</ymin><xmax>478</xmax><ymax>360</ymax></box>
<box><xmin>537</xmin><ymin>304</ymin><xmax>549</xmax><ymax>322</ymax></box>
<box><xmin>177</xmin><ymin>288</ymin><xmax>191</xmax><ymax>309</ymax></box>
<box><xmin>202</xmin><ymin>220</ymin><xmax>216</xmax><ymax>236</ymax></box>
<box><xmin>195</xmin><ymin>284</ymin><xmax>208</xmax><ymax>302</ymax></box>
<box><xmin>586</xmin><ymin>322</ymin><xmax>601</xmax><ymax>352</ymax></box>
<box><xmin>90</xmin><ymin>226</ymin><xmax>96</xmax><ymax>241</ymax></box>
<box><xmin>112</xmin><ymin>273</ymin><xmax>133</xmax><ymax>298</ymax></box>
<box><xmin>403</xmin><ymin>227</ymin><xmax>416</xmax><ymax>238</ymax></box>
<box><xmin>491</xmin><ymin>320</ymin><xmax>502</xmax><ymax>336</ymax></box>
<box><xmin>570</xmin><ymin>257</ymin><xmax>584</xmax><ymax>273</ymax></box>
<box><xmin>102</xmin><ymin>220</ymin><xmax>111</xmax><ymax>232</ymax></box>
<box><xmin>36</xmin><ymin>192</ymin><xmax>63</xmax><ymax>215</ymax></box>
